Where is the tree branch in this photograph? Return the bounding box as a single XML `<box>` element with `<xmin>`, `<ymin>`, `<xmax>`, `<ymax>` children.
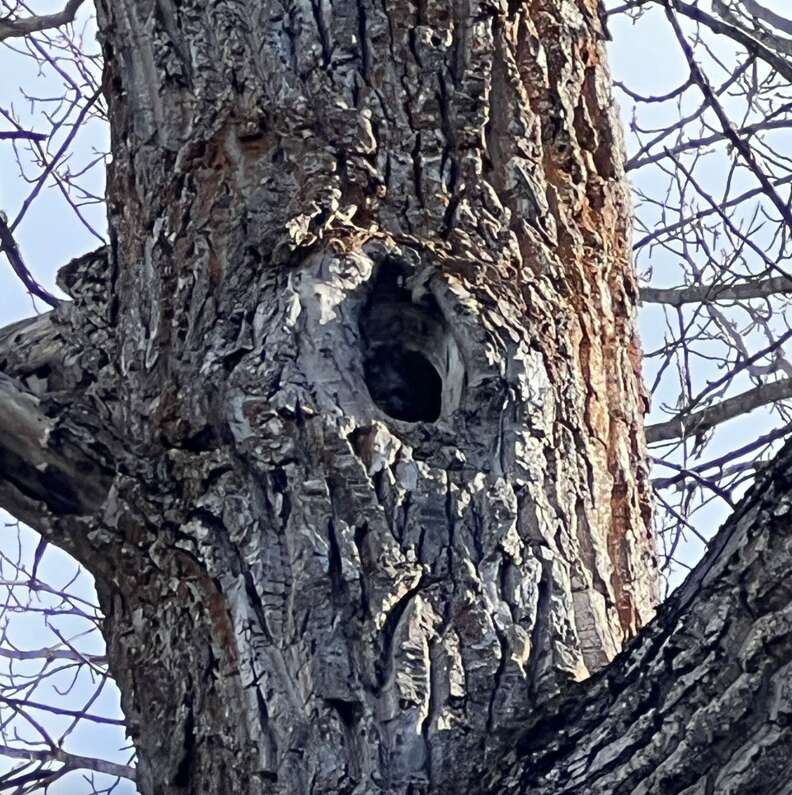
<box><xmin>735</xmin><ymin>0</ymin><xmax>792</xmax><ymax>36</ymax></box>
<box><xmin>0</xmin><ymin>309</ymin><xmax>114</xmax><ymax>530</ymax></box>
<box><xmin>626</xmin><ymin>116</ymin><xmax>792</xmax><ymax>172</ymax></box>
<box><xmin>0</xmin><ymin>311</ymin><xmax>66</xmax><ymax>386</ymax></box>
<box><xmin>665</xmin><ymin>4</ymin><xmax>792</xmax><ymax>237</ymax></box>
<box><xmin>645</xmin><ymin>377</ymin><xmax>792</xmax><ymax>443</ymax></box>
<box><xmin>0</xmin><ymin>130</ymin><xmax>47</xmax><ymax>142</ymax></box>
<box><xmin>633</xmin><ymin>175</ymin><xmax>792</xmax><ymax>251</ymax></box>
<box><xmin>652</xmin><ymin>421</ymin><xmax>792</xmax><ymax>490</ymax></box>
<box><xmin>665</xmin><ymin>0</ymin><xmax>792</xmax><ymax>83</ymax></box>
<box><xmin>0</xmin><ymin>695</ymin><xmax>125</xmax><ymax>726</ymax></box>
<box><xmin>0</xmin><ymin>0</ymin><xmax>85</xmax><ymax>41</ymax></box>
<box><xmin>0</xmin><ymin>373</ymin><xmax>109</xmax><ymax>526</ymax></box>
<box><xmin>640</xmin><ymin>275</ymin><xmax>792</xmax><ymax>306</ymax></box>
<box><xmin>0</xmin><ymin>215</ymin><xmax>60</xmax><ymax>309</ymax></box>
<box><xmin>0</xmin><ymin>742</ymin><xmax>135</xmax><ymax>783</ymax></box>
<box><xmin>483</xmin><ymin>438</ymin><xmax>792</xmax><ymax>793</ymax></box>
<box><xmin>0</xmin><ymin>645</ymin><xmax>107</xmax><ymax>664</ymax></box>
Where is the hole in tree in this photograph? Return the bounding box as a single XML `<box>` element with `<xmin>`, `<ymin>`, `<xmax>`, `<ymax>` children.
<box><xmin>364</xmin><ymin>346</ymin><xmax>443</xmax><ymax>423</ymax></box>
<box><xmin>359</xmin><ymin>259</ymin><xmax>464</xmax><ymax>424</ymax></box>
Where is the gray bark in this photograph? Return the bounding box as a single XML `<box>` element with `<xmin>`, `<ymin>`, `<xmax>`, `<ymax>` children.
<box><xmin>0</xmin><ymin>0</ymin><xmax>664</xmax><ymax>792</ymax></box>
<box><xmin>0</xmin><ymin>296</ymin><xmax>115</xmax><ymax>530</ymax></box>
<box><xmin>484</xmin><ymin>437</ymin><xmax>792</xmax><ymax>793</ymax></box>
<box><xmin>640</xmin><ymin>276</ymin><xmax>792</xmax><ymax>306</ymax></box>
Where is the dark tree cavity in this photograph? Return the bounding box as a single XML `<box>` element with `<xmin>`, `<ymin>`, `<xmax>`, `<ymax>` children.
<box><xmin>361</xmin><ymin>262</ymin><xmax>458</xmax><ymax>424</ymax></box>
<box><xmin>364</xmin><ymin>348</ymin><xmax>443</xmax><ymax>423</ymax></box>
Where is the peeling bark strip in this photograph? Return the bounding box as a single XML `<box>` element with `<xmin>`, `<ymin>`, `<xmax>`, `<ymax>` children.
<box><xmin>1</xmin><ymin>0</ymin><xmax>657</xmax><ymax>792</ymax></box>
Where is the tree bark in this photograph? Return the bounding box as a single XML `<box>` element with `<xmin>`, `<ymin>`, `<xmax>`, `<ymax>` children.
<box><xmin>0</xmin><ymin>0</ymin><xmax>660</xmax><ymax>792</ymax></box>
<box><xmin>482</xmin><ymin>438</ymin><xmax>792</xmax><ymax>794</ymax></box>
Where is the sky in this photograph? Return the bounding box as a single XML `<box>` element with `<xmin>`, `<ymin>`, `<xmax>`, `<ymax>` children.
<box><xmin>1</xmin><ymin>0</ymin><xmax>791</xmax><ymax>791</ymax></box>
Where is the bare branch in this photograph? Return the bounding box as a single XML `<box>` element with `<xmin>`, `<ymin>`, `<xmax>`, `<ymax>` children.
<box><xmin>633</xmin><ymin>175</ymin><xmax>792</xmax><ymax>251</ymax></box>
<box><xmin>665</xmin><ymin>0</ymin><xmax>792</xmax><ymax>83</ymax></box>
<box><xmin>0</xmin><ymin>215</ymin><xmax>60</xmax><ymax>308</ymax></box>
<box><xmin>0</xmin><ymin>130</ymin><xmax>46</xmax><ymax>142</ymax></box>
<box><xmin>735</xmin><ymin>0</ymin><xmax>792</xmax><ymax>36</ymax></box>
<box><xmin>626</xmin><ymin>116</ymin><xmax>792</xmax><ymax>172</ymax></box>
<box><xmin>0</xmin><ymin>0</ymin><xmax>85</xmax><ymax>41</ymax></box>
<box><xmin>0</xmin><ymin>695</ymin><xmax>125</xmax><ymax>726</ymax></box>
<box><xmin>646</xmin><ymin>377</ymin><xmax>792</xmax><ymax>442</ymax></box>
<box><xmin>665</xmin><ymin>5</ymin><xmax>792</xmax><ymax>236</ymax></box>
<box><xmin>640</xmin><ymin>275</ymin><xmax>792</xmax><ymax>306</ymax></box>
<box><xmin>9</xmin><ymin>87</ymin><xmax>102</xmax><ymax>234</ymax></box>
<box><xmin>0</xmin><ymin>742</ymin><xmax>135</xmax><ymax>782</ymax></box>
<box><xmin>0</xmin><ymin>645</ymin><xmax>106</xmax><ymax>664</ymax></box>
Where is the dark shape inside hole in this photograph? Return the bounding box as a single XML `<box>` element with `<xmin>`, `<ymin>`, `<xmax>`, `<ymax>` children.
<box><xmin>364</xmin><ymin>346</ymin><xmax>443</xmax><ymax>423</ymax></box>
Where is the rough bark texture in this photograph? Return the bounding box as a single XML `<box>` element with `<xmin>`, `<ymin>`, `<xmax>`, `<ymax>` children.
<box><xmin>483</xmin><ymin>439</ymin><xmax>792</xmax><ymax>794</ymax></box>
<box><xmin>0</xmin><ymin>0</ymin><xmax>659</xmax><ymax>792</ymax></box>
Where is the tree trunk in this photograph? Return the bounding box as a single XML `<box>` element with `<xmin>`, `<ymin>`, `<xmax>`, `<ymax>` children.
<box><xmin>0</xmin><ymin>0</ymin><xmax>660</xmax><ymax>792</ymax></box>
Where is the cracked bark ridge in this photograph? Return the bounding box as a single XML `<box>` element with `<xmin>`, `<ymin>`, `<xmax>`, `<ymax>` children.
<box><xmin>485</xmin><ymin>437</ymin><xmax>792</xmax><ymax>794</ymax></box>
<box><xmin>1</xmin><ymin>0</ymin><xmax>657</xmax><ymax>792</ymax></box>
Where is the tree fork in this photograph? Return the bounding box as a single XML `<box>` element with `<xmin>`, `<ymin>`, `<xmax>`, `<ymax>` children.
<box><xmin>485</xmin><ymin>438</ymin><xmax>792</xmax><ymax>793</ymax></box>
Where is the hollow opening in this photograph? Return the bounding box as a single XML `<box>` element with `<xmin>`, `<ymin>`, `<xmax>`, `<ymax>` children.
<box><xmin>360</xmin><ymin>260</ymin><xmax>464</xmax><ymax>424</ymax></box>
<box><xmin>364</xmin><ymin>346</ymin><xmax>443</xmax><ymax>423</ymax></box>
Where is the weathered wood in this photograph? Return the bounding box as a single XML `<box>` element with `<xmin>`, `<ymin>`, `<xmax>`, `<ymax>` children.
<box><xmin>0</xmin><ymin>291</ymin><xmax>114</xmax><ymax>533</ymax></box>
<box><xmin>0</xmin><ymin>0</ymin><xmax>662</xmax><ymax>792</ymax></box>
